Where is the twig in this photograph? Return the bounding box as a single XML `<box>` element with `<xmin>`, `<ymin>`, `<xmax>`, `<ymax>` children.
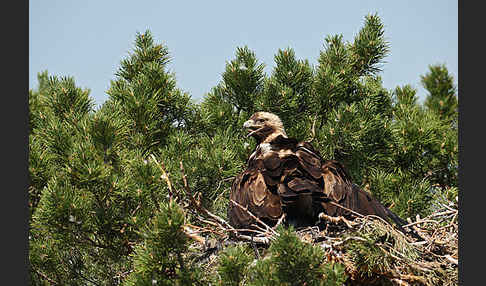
<box><xmin>194</xmin><ymin>215</ymin><xmax>221</xmax><ymax>227</ymax></box>
<box><xmin>237</xmin><ymin>235</ymin><xmax>271</xmax><ymax>244</ymax></box>
<box><xmin>402</xmin><ymin>219</ymin><xmax>440</xmax><ymax>228</ymax></box>
<box><xmin>179</xmin><ymin>161</ymin><xmax>191</xmax><ymax>196</ymax></box>
<box><xmin>215</xmin><ymin>176</ymin><xmax>235</xmax><ymax>192</ymax></box>
<box><xmin>331</xmin><ymin>236</ymin><xmax>368</xmax><ymax>247</ymax></box>
<box><xmin>200</xmin><ymin>205</ymin><xmax>236</xmax><ymax>232</ymax></box>
<box><xmin>182</xmin><ymin>225</ymin><xmax>206</xmax><ymax>245</ymax></box>
<box><xmin>130</xmin><ymin>202</ymin><xmax>142</xmax><ymax>217</ymax></box>
<box><xmin>390</xmin><ymin>278</ymin><xmax>410</xmax><ymax>286</ymax></box>
<box><xmin>439</xmin><ymin>202</ymin><xmax>457</xmax><ymax>213</ymax></box>
<box><xmin>390</xmin><ymin>273</ymin><xmax>430</xmax><ymax>285</ymax></box>
<box><xmin>318</xmin><ymin>213</ymin><xmax>357</xmax><ymax>228</ymax></box>
<box><xmin>251</xmin><ymin>234</ymin><xmax>261</xmax><ymax>259</ymax></box>
<box><xmin>179</xmin><ymin>161</ymin><xmax>236</xmax><ymax>232</ymax></box>
<box><xmin>410</xmin><ymin>240</ymin><xmax>428</xmax><ymax>246</ymax></box>
<box><xmin>250</xmin><ymin>222</ymin><xmax>271</xmax><ymax>234</ymax></box>
<box><xmin>230</xmin><ymin>199</ymin><xmax>278</xmax><ymax>236</ymax></box>
<box><xmin>272</xmin><ymin>213</ymin><xmax>286</xmax><ymax>230</ymax></box>
<box><xmin>426</xmin><ymin>210</ymin><xmax>456</xmax><ymax>218</ymax></box>
<box><xmin>234</xmin><ymin>228</ymin><xmax>268</xmax><ymax>235</ymax></box>
<box><xmin>448</xmin><ymin>212</ymin><xmax>458</xmax><ymax>227</ymax></box>
<box><xmin>33</xmin><ymin>268</ymin><xmax>58</xmax><ymax>285</ymax></box>
<box><xmin>444</xmin><ymin>254</ymin><xmax>458</xmax><ymax>265</ymax></box>
<box><xmin>150</xmin><ymin>154</ymin><xmax>174</xmax><ymax>201</ymax></box>
<box><xmin>328</xmin><ymin>201</ymin><xmax>365</xmax><ymax>218</ymax></box>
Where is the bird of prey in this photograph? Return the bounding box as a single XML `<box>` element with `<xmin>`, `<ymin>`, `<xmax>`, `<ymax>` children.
<box><xmin>227</xmin><ymin>111</ymin><xmax>409</xmax><ymax>232</ymax></box>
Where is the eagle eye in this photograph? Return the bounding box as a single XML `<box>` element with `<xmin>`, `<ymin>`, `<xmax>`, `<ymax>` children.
<box><xmin>257</xmin><ymin>118</ymin><xmax>266</xmax><ymax>123</ymax></box>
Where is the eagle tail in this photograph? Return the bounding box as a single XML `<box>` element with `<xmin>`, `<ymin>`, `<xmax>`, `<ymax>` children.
<box><xmin>348</xmin><ymin>184</ymin><xmax>424</xmax><ymax>241</ymax></box>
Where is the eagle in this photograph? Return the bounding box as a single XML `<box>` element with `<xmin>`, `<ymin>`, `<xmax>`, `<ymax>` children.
<box><xmin>227</xmin><ymin>111</ymin><xmax>409</xmax><ymax>232</ymax></box>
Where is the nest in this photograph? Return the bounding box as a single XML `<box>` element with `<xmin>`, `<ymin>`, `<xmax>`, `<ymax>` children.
<box><xmin>296</xmin><ymin>200</ymin><xmax>458</xmax><ymax>286</ymax></box>
<box><xmin>156</xmin><ymin>158</ymin><xmax>458</xmax><ymax>285</ymax></box>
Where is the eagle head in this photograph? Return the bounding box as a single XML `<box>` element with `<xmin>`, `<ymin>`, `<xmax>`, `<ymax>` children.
<box><xmin>243</xmin><ymin>112</ymin><xmax>287</xmax><ymax>143</ymax></box>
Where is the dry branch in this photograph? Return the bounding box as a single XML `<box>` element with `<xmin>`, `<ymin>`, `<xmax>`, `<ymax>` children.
<box><xmin>318</xmin><ymin>212</ymin><xmax>358</xmax><ymax>228</ymax></box>
<box><xmin>229</xmin><ymin>199</ymin><xmax>278</xmax><ymax>236</ymax></box>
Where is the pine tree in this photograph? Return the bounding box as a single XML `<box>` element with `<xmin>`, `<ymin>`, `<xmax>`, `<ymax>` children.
<box><xmin>221</xmin><ymin>46</ymin><xmax>266</xmax><ymax>117</ymax></box>
<box><xmin>260</xmin><ymin>48</ymin><xmax>314</xmax><ymax>140</ymax></box>
<box><xmin>123</xmin><ymin>201</ymin><xmax>205</xmax><ymax>286</ymax></box>
<box><xmin>422</xmin><ymin>64</ymin><xmax>458</xmax><ymax>123</ymax></box>
<box><xmin>310</xmin><ymin>14</ymin><xmax>393</xmax><ymax>182</ymax></box>
<box><xmin>232</xmin><ymin>226</ymin><xmax>348</xmax><ymax>286</ymax></box>
<box><xmin>29</xmin><ymin>32</ymin><xmax>196</xmax><ymax>285</ymax></box>
<box><xmin>216</xmin><ymin>244</ymin><xmax>253</xmax><ymax>286</ymax></box>
<box><xmin>29</xmin><ymin>14</ymin><xmax>458</xmax><ymax>285</ymax></box>
<box><xmin>421</xmin><ymin>64</ymin><xmax>458</xmax><ymax>193</ymax></box>
<box><xmin>106</xmin><ymin>30</ymin><xmax>197</xmax><ymax>153</ymax></box>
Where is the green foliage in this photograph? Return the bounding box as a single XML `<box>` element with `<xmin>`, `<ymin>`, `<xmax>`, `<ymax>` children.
<box><xmin>248</xmin><ymin>226</ymin><xmax>348</xmax><ymax>286</ymax></box>
<box><xmin>344</xmin><ymin>218</ymin><xmax>419</xmax><ymax>284</ymax></box>
<box><xmin>199</xmin><ymin>85</ymin><xmax>240</xmax><ymax>136</ymax></box>
<box><xmin>29</xmin><ymin>71</ymin><xmax>49</xmax><ymax>133</ymax></box>
<box><xmin>29</xmin><ymin>134</ymin><xmax>52</xmax><ymax>217</ymax></box>
<box><xmin>156</xmin><ymin>128</ymin><xmax>248</xmax><ymax>218</ymax></box>
<box><xmin>124</xmin><ymin>201</ymin><xmax>204</xmax><ymax>286</ymax></box>
<box><xmin>213</xmin><ymin>227</ymin><xmax>349</xmax><ymax>286</ymax></box>
<box><xmin>312</xmin><ymin>14</ymin><xmax>389</xmax><ymax>116</ymax></box>
<box><xmin>391</xmin><ymin>84</ymin><xmax>457</xmax><ymax>192</ymax></box>
<box><xmin>420</xmin><ymin>65</ymin><xmax>458</xmax><ymax>191</ymax></box>
<box><xmin>367</xmin><ymin>170</ymin><xmax>433</xmax><ymax>218</ymax></box>
<box><xmin>260</xmin><ymin>48</ymin><xmax>314</xmax><ymax>140</ymax></box>
<box><xmin>265</xmin><ymin>226</ymin><xmax>326</xmax><ymax>285</ymax></box>
<box><xmin>29</xmin><ymin>13</ymin><xmax>457</xmax><ymax>285</ymax></box>
<box><xmin>216</xmin><ymin>244</ymin><xmax>253</xmax><ymax>286</ymax></box>
<box><xmin>307</xmin><ymin>13</ymin><xmax>396</xmax><ymax>189</ymax></box>
<box><xmin>221</xmin><ymin>46</ymin><xmax>266</xmax><ymax>115</ymax></box>
<box><xmin>28</xmin><ymin>71</ymin><xmax>94</xmax><ymax>218</ymax></box>
<box><xmin>422</xmin><ymin>64</ymin><xmax>458</xmax><ymax>123</ymax></box>
<box><xmin>314</xmin><ymin>96</ymin><xmax>393</xmax><ymax>182</ymax></box>
<box><xmin>43</xmin><ymin>76</ymin><xmax>93</xmax><ymax>122</ymax></box>
<box><xmin>106</xmin><ymin>30</ymin><xmax>196</xmax><ymax>152</ymax></box>
<box><xmin>29</xmin><ymin>70</ymin><xmax>168</xmax><ymax>285</ymax></box>
<box><xmin>322</xmin><ymin>262</ymin><xmax>348</xmax><ymax>286</ymax></box>
<box><xmin>350</xmin><ymin>13</ymin><xmax>389</xmax><ymax>75</ymax></box>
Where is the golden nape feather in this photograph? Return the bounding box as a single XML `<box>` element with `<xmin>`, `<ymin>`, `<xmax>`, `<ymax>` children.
<box><xmin>228</xmin><ymin>111</ymin><xmax>410</xmax><ymax>234</ymax></box>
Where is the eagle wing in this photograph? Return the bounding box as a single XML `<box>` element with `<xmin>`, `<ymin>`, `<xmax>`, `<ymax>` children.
<box><xmin>295</xmin><ymin>144</ymin><xmax>405</xmax><ymax>226</ymax></box>
<box><xmin>228</xmin><ymin>169</ymin><xmax>283</xmax><ymax>229</ymax></box>
<box><xmin>319</xmin><ymin>160</ymin><xmax>389</xmax><ymax>219</ymax></box>
<box><xmin>228</xmin><ymin>137</ymin><xmax>405</xmax><ymax>229</ymax></box>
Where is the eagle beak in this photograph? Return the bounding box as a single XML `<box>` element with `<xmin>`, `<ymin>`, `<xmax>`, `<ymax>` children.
<box><xmin>243</xmin><ymin>120</ymin><xmax>253</xmax><ymax>129</ymax></box>
<box><xmin>243</xmin><ymin>120</ymin><xmax>258</xmax><ymax>137</ymax></box>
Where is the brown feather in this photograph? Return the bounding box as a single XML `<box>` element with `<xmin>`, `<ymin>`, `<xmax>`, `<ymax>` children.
<box><xmin>228</xmin><ymin>169</ymin><xmax>283</xmax><ymax>229</ymax></box>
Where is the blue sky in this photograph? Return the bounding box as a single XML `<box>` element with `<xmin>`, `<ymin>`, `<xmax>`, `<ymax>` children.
<box><xmin>29</xmin><ymin>1</ymin><xmax>457</xmax><ymax>107</ymax></box>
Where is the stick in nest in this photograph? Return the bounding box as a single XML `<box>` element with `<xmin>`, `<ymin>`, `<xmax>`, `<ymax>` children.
<box><xmin>229</xmin><ymin>199</ymin><xmax>278</xmax><ymax>236</ymax></box>
<box><xmin>328</xmin><ymin>201</ymin><xmax>365</xmax><ymax>218</ymax></box>
<box><xmin>250</xmin><ymin>234</ymin><xmax>261</xmax><ymax>259</ymax></box>
<box><xmin>318</xmin><ymin>213</ymin><xmax>357</xmax><ymax>228</ymax></box>
<box><xmin>272</xmin><ymin>213</ymin><xmax>286</xmax><ymax>230</ymax></box>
